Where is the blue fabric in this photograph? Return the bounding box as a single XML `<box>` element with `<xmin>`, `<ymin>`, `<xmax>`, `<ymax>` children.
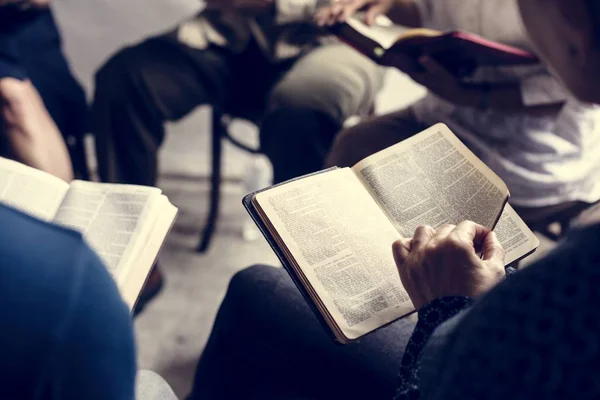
<box><xmin>0</xmin><ymin>204</ymin><xmax>136</xmax><ymax>399</ymax></box>
<box><xmin>0</xmin><ymin>8</ymin><xmax>88</xmax><ymax>137</ymax></box>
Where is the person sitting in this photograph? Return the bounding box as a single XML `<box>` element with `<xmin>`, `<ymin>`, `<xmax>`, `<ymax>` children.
<box><xmin>92</xmin><ymin>0</ymin><xmax>384</xmax><ymax>186</ymax></box>
<box><xmin>321</xmin><ymin>0</ymin><xmax>600</xmax><ymax>224</ymax></box>
<box><xmin>0</xmin><ymin>201</ymin><xmax>136</xmax><ymax>399</ymax></box>
<box><xmin>0</xmin><ymin>199</ymin><xmax>183</xmax><ymax>399</ymax></box>
<box><xmin>187</xmin><ymin>0</ymin><xmax>600</xmax><ymax>398</ymax></box>
<box><xmin>0</xmin><ymin>0</ymin><xmax>88</xmax><ymax>182</ymax></box>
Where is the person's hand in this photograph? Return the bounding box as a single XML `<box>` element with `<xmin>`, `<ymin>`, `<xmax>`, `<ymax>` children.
<box><xmin>0</xmin><ymin>78</ymin><xmax>74</xmax><ymax>182</ymax></box>
<box><xmin>315</xmin><ymin>0</ymin><xmax>394</xmax><ymax>26</ymax></box>
<box><xmin>406</xmin><ymin>56</ymin><xmax>480</xmax><ymax>107</ymax></box>
<box><xmin>205</xmin><ymin>0</ymin><xmax>273</xmax><ymax>13</ymax></box>
<box><xmin>392</xmin><ymin>221</ymin><xmax>506</xmax><ymax>309</ymax></box>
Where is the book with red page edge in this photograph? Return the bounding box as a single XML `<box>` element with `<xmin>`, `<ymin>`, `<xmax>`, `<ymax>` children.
<box><xmin>331</xmin><ymin>22</ymin><xmax>540</xmax><ymax>77</ymax></box>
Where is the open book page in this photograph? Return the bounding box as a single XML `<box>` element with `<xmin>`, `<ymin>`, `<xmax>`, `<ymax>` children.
<box><xmin>495</xmin><ymin>204</ymin><xmax>539</xmax><ymax>265</ymax></box>
<box><xmin>0</xmin><ymin>157</ymin><xmax>69</xmax><ymax>221</ymax></box>
<box><xmin>120</xmin><ymin>195</ymin><xmax>177</xmax><ymax>308</ymax></box>
<box><xmin>345</xmin><ymin>14</ymin><xmax>408</xmax><ymax>50</ymax></box>
<box><xmin>352</xmin><ymin>124</ymin><xmax>509</xmax><ymax>237</ymax></box>
<box><xmin>52</xmin><ymin>180</ymin><xmax>162</xmax><ymax>281</ymax></box>
<box><xmin>254</xmin><ymin>168</ymin><xmax>413</xmax><ymax>341</ymax></box>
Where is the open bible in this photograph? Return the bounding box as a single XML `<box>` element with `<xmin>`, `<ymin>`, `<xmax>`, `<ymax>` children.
<box><xmin>244</xmin><ymin>124</ymin><xmax>539</xmax><ymax>344</ymax></box>
<box><xmin>0</xmin><ymin>157</ymin><xmax>177</xmax><ymax>309</ymax></box>
<box><xmin>331</xmin><ymin>16</ymin><xmax>539</xmax><ymax>77</ymax></box>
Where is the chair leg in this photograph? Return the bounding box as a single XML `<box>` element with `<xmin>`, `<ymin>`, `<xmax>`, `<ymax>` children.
<box><xmin>197</xmin><ymin>111</ymin><xmax>224</xmax><ymax>253</ymax></box>
<box><xmin>67</xmin><ymin>135</ymin><xmax>90</xmax><ymax>180</ymax></box>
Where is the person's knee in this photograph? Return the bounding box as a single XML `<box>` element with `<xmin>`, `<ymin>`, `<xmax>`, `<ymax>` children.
<box><xmin>225</xmin><ymin>265</ymin><xmax>285</xmax><ymax>312</ymax></box>
<box><xmin>269</xmin><ymin>77</ymin><xmax>363</xmax><ymax>126</ymax></box>
<box><xmin>268</xmin><ymin>46</ymin><xmax>384</xmax><ymax>123</ymax></box>
<box><xmin>228</xmin><ymin>265</ymin><xmax>281</xmax><ymax>297</ymax></box>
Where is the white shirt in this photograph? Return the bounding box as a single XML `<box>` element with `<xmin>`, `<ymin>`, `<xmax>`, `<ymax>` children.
<box><xmin>411</xmin><ymin>0</ymin><xmax>600</xmax><ymax>207</ymax></box>
<box><xmin>178</xmin><ymin>0</ymin><xmax>328</xmax><ymax>60</ymax></box>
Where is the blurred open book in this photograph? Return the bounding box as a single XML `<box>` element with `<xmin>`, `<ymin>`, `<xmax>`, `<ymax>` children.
<box><xmin>245</xmin><ymin>124</ymin><xmax>539</xmax><ymax>344</ymax></box>
<box><xmin>331</xmin><ymin>15</ymin><xmax>539</xmax><ymax>77</ymax></box>
<box><xmin>0</xmin><ymin>158</ymin><xmax>177</xmax><ymax>309</ymax></box>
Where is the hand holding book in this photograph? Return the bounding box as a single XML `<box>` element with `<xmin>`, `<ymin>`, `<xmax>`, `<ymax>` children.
<box><xmin>324</xmin><ymin>8</ymin><xmax>539</xmax><ymax>78</ymax></box>
<box><xmin>393</xmin><ymin>221</ymin><xmax>506</xmax><ymax>309</ymax></box>
<box><xmin>315</xmin><ymin>0</ymin><xmax>396</xmax><ymax>27</ymax></box>
<box><xmin>245</xmin><ymin>124</ymin><xmax>539</xmax><ymax>343</ymax></box>
<box><xmin>400</xmin><ymin>55</ymin><xmax>485</xmax><ymax>108</ymax></box>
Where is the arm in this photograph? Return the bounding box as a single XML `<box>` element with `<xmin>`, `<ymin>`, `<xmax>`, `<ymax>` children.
<box><xmin>404</xmin><ymin>56</ymin><xmax>565</xmax><ymax>116</ymax></box>
<box><xmin>315</xmin><ymin>0</ymin><xmax>422</xmax><ymax>27</ymax></box>
<box><xmin>0</xmin><ymin>78</ymin><xmax>74</xmax><ymax>181</ymax></box>
<box><xmin>52</xmin><ymin>247</ymin><xmax>136</xmax><ymax>400</ymax></box>
<box><xmin>457</xmin><ymin>82</ymin><xmax>564</xmax><ymax>115</ymax></box>
<box><xmin>391</xmin><ymin>222</ymin><xmax>506</xmax><ymax>398</ymax></box>
<box><xmin>394</xmin><ymin>297</ymin><xmax>473</xmax><ymax>399</ymax></box>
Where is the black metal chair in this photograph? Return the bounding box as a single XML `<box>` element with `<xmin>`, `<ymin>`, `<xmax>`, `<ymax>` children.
<box><xmin>65</xmin><ymin>132</ymin><xmax>90</xmax><ymax>180</ymax></box>
<box><xmin>197</xmin><ymin>105</ymin><xmax>377</xmax><ymax>253</ymax></box>
<box><xmin>197</xmin><ymin>109</ymin><xmax>261</xmax><ymax>253</ymax></box>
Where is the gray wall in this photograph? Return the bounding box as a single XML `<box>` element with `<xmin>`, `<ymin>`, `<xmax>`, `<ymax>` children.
<box><xmin>53</xmin><ymin>0</ymin><xmax>201</xmax><ymax>93</ymax></box>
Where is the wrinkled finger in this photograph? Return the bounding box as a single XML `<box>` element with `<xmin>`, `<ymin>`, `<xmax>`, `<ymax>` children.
<box><xmin>434</xmin><ymin>224</ymin><xmax>456</xmax><ymax>240</ymax></box>
<box><xmin>412</xmin><ymin>225</ymin><xmax>436</xmax><ymax>251</ymax></box>
<box><xmin>392</xmin><ymin>238</ymin><xmax>411</xmax><ymax>266</ymax></box>
<box><xmin>482</xmin><ymin>231</ymin><xmax>505</xmax><ymax>265</ymax></box>
<box><xmin>454</xmin><ymin>220</ymin><xmax>490</xmax><ymax>246</ymax></box>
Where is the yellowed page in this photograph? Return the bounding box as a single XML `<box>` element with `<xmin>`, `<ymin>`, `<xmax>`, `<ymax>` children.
<box><xmin>495</xmin><ymin>204</ymin><xmax>539</xmax><ymax>265</ymax></box>
<box><xmin>351</xmin><ymin>124</ymin><xmax>509</xmax><ymax>237</ymax></box>
<box><xmin>120</xmin><ymin>196</ymin><xmax>177</xmax><ymax>309</ymax></box>
<box><xmin>255</xmin><ymin>168</ymin><xmax>413</xmax><ymax>341</ymax></box>
<box><xmin>346</xmin><ymin>14</ymin><xmax>408</xmax><ymax>50</ymax></box>
<box><xmin>0</xmin><ymin>157</ymin><xmax>69</xmax><ymax>221</ymax></box>
<box><xmin>52</xmin><ymin>181</ymin><xmax>161</xmax><ymax>283</ymax></box>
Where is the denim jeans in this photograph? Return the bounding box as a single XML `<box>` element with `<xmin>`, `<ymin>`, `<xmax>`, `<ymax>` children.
<box><xmin>189</xmin><ymin>265</ymin><xmax>417</xmax><ymax>400</ymax></box>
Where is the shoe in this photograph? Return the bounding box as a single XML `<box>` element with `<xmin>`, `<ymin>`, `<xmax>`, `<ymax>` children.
<box><xmin>133</xmin><ymin>265</ymin><xmax>165</xmax><ymax>316</ymax></box>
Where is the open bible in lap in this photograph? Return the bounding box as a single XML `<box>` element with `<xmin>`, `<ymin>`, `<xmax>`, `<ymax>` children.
<box><xmin>0</xmin><ymin>157</ymin><xmax>177</xmax><ymax>309</ymax></box>
<box><xmin>245</xmin><ymin>124</ymin><xmax>538</xmax><ymax>344</ymax></box>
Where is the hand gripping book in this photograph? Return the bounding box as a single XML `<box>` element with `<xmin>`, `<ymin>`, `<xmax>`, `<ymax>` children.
<box><xmin>331</xmin><ymin>16</ymin><xmax>539</xmax><ymax>77</ymax></box>
<box><xmin>244</xmin><ymin>124</ymin><xmax>538</xmax><ymax>344</ymax></box>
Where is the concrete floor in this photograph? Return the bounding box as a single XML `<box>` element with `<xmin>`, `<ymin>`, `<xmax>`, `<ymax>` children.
<box><xmin>50</xmin><ymin>3</ymin><xmax>555</xmax><ymax>397</ymax></box>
